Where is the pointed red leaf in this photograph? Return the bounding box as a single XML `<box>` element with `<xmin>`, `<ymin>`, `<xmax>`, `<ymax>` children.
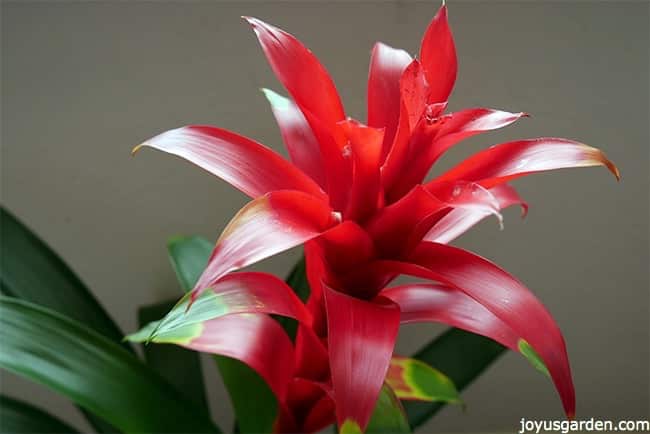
<box><xmin>192</xmin><ymin>190</ymin><xmax>337</xmax><ymax>300</ymax></box>
<box><xmin>206</xmin><ymin>272</ymin><xmax>312</xmax><ymax>324</ymax></box>
<box><xmin>262</xmin><ymin>88</ymin><xmax>326</xmax><ymax>189</ymax></box>
<box><xmin>427</xmin><ymin>108</ymin><xmax>527</xmax><ymax>164</ymax></box>
<box><xmin>338</xmin><ymin>119</ymin><xmax>384</xmax><ymax>221</ymax></box>
<box><xmin>419</xmin><ymin>5</ymin><xmax>457</xmax><ymax>103</ymax></box>
<box><xmin>399</xmin><ymin>60</ymin><xmax>430</xmax><ymax>133</ymax></box>
<box><xmin>244</xmin><ymin>18</ymin><xmax>352</xmax><ymax>210</ymax></box>
<box><xmin>180</xmin><ymin>313</ymin><xmax>295</xmax><ymax>401</ymax></box>
<box><xmin>324</xmin><ymin>284</ymin><xmax>400</xmax><ymax>431</ymax></box>
<box><xmin>133</xmin><ymin>125</ymin><xmax>326</xmax><ymax>200</ymax></box>
<box><xmin>367</xmin><ymin>42</ymin><xmax>413</xmax><ymax>158</ymax></box>
<box><xmin>432</xmin><ymin>137</ymin><xmax>620</xmax><ymax>189</ymax></box>
<box><xmin>390</xmin><ymin>109</ymin><xmax>527</xmax><ymax>197</ymax></box>
<box><xmin>315</xmin><ymin>220</ymin><xmax>376</xmax><ymax>273</ymax></box>
<box><xmin>366</xmin><ymin>186</ymin><xmax>448</xmax><ymax>258</ymax></box>
<box><xmin>387</xmin><ymin>107</ymin><xmax>525</xmax><ymax>200</ymax></box>
<box><xmin>380</xmin><ymin>242</ymin><xmax>576</xmax><ymax>418</ymax></box>
<box><xmin>382</xmin><ymin>283</ymin><xmax>519</xmax><ymax>350</ymax></box>
<box><xmin>148</xmin><ymin>272</ymin><xmax>312</xmax><ymax>341</ymax></box>
<box><xmin>424</xmin><ymin>184</ymin><xmax>527</xmax><ymax>244</ymax></box>
<box><xmin>244</xmin><ymin>17</ymin><xmax>345</xmax><ymax>130</ymax></box>
<box><xmin>367</xmin><ymin>182</ymin><xmax>502</xmax><ymax>258</ymax></box>
<box><xmin>381</xmin><ymin>60</ymin><xmax>431</xmax><ymax>190</ymax></box>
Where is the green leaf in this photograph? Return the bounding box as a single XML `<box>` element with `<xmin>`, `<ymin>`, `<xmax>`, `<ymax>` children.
<box><xmin>518</xmin><ymin>339</ymin><xmax>550</xmax><ymax>378</ymax></box>
<box><xmin>365</xmin><ymin>385</ymin><xmax>411</xmax><ymax>433</ymax></box>
<box><xmin>0</xmin><ymin>207</ymin><xmax>128</xmax><ymax>347</ymax></box>
<box><xmin>0</xmin><ymin>296</ymin><xmax>220</xmax><ymax>433</ymax></box>
<box><xmin>0</xmin><ymin>206</ymin><xmax>132</xmax><ymax>432</ymax></box>
<box><xmin>387</xmin><ymin>357</ymin><xmax>460</xmax><ymax>404</ymax></box>
<box><xmin>138</xmin><ymin>299</ymin><xmax>209</xmax><ymax>410</ymax></box>
<box><xmin>0</xmin><ymin>395</ymin><xmax>80</xmax><ymax>433</ymax></box>
<box><xmin>215</xmin><ymin>356</ymin><xmax>278</xmax><ymax>434</ymax></box>
<box><xmin>167</xmin><ymin>235</ymin><xmax>213</xmax><ymax>292</ymax></box>
<box><xmin>403</xmin><ymin>328</ymin><xmax>506</xmax><ymax>429</ymax></box>
<box><xmin>339</xmin><ymin>420</ymin><xmax>363</xmax><ymax>434</ymax></box>
<box><xmin>166</xmin><ymin>235</ymin><xmax>278</xmax><ymax>434</ymax></box>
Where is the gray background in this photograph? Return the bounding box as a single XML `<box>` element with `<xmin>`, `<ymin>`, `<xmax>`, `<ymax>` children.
<box><xmin>1</xmin><ymin>1</ymin><xmax>648</xmax><ymax>432</ymax></box>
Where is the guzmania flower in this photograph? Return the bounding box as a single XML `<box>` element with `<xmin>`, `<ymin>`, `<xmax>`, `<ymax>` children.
<box><xmin>132</xmin><ymin>5</ymin><xmax>619</xmax><ymax>433</ymax></box>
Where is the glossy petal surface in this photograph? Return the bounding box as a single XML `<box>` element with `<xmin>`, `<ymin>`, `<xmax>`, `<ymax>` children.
<box><xmin>324</xmin><ymin>285</ymin><xmax>400</xmax><ymax>430</ymax></box>
<box><xmin>128</xmin><ymin>272</ymin><xmax>311</xmax><ymax>342</ymax></box>
<box><xmin>424</xmin><ymin>184</ymin><xmax>527</xmax><ymax>244</ymax></box>
<box><xmin>382</xmin><ymin>283</ymin><xmax>519</xmax><ymax>350</ymax></box>
<box><xmin>396</xmin><ymin>243</ymin><xmax>576</xmax><ymax>418</ymax></box>
<box><xmin>367</xmin><ymin>42</ymin><xmax>413</xmax><ymax>158</ymax></box>
<box><xmin>393</xmin><ymin>109</ymin><xmax>527</xmax><ymax>196</ymax></box>
<box><xmin>433</xmin><ymin>137</ymin><xmax>620</xmax><ymax>188</ymax></box>
<box><xmin>245</xmin><ymin>17</ymin><xmax>345</xmax><ymax>129</ymax></box>
<box><xmin>160</xmin><ymin>313</ymin><xmax>295</xmax><ymax>401</ymax></box>
<box><xmin>192</xmin><ymin>190</ymin><xmax>336</xmax><ymax>299</ymax></box>
<box><xmin>134</xmin><ymin>125</ymin><xmax>325</xmax><ymax>200</ymax></box>
<box><xmin>262</xmin><ymin>88</ymin><xmax>326</xmax><ymax>189</ymax></box>
<box><xmin>419</xmin><ymin>5</ymin><xmax>457</xmax><ymax>103</ymax></box>
<box><xmin>381</xmin><ymin>60</ymin><xmax>430</xmax><ymax>189</ymax></box>
<box><xmin>339</xmin><ymin>120</ymin><xmax>384</xmax><ymax>221</ymax></box>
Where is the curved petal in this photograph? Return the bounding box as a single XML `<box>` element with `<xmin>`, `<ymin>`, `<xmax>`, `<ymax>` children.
<box><xmin>390</xmin><ymin>109</ymin><xmax>527</xmax><ymax>197</ymax></box>
<box><xmin>130</xmin><ymin>272</ymin><xmax>313</xmax><ymax>341</ymax></box>
<box><xmin>378</xmin><ymin>242</ymin><xmax>576</xmax><ymax>418</ymax></box>
<box><xmin>382</xmin><ymin>283</ymin><xmax>520</xmax><ymax>350</ymax></box>
<box><xmin>262</xmin><ymin>88</ymin><xmax>326</xmax><ymax>189</ymax></box>
<box><xmin>424</xmin><ymin>184</ymin><xmax>527</xmax><ymax>244</ymax></box>
<box><xmin>338</xmin><ymin>119</ymin><xmax>384</xmax><ymax>221</ymax></box>
<box><xmin>427</xmin><ymin>109</ymin><xmax>528</xmax><ymax>163</ymax></box>
<box><xmin>381</xmin><ymin>60</ymin><xmax>431</xmax><ymax>190</ymax></box>
<box><xmin>245</xmin><ymin>17</ymin><xmax>351</xmax><ymax>210</ymax></box>
<box><xmin>366</xmin><ymin>186</ymin><xmax>448</xmax><ymax>258</ymax></box>
<box><xmin>367</xmin><ymin>42</ymin><xmax>413</xmax><ymax>158</ymax></box>
<box><xmin>244</xmin><ymin>17</ymin><xmax>345</xmax><ymax>130</ymax></box>
<box><xmin>419</xmin><ymin>5</ymin><xmax>457</xmax><ymax>103</ymax></box>
<box><xmin>181</xmin><ymin>313</ymin><xmax>296</xmax><ymax>402</ymax></box>
<box><xmin>399</xmin><ymin>60</ymin><xmax>430</xmax><ymax>133</ymax></box>
<box><xmin>128</xmin><ymin>312</ymin><xmax>295</xmax><ymax>402</ymax></box>
<box><xmin>315</xmin><ymin>220</ymin><xmax>376</xmax><ymax>274</ymax></box>
<box><xmin>192</xmin><ymin>190</ymin><xmax>337</xmax><ymax>301</ymax></box>
<box><xmin>324</xmin><ymin>284</ymin><xmax>401</xmax><ymax>431</ymax></box>
<box><xmin>133</xmin><ymin>125</ymin><xmax>326</xmax><ymax>200</ymax></box>
<box><xmin>432</xmin><ymin>137</ymin><xmax>620</xmax><ymax>189</ymax></box>
<box><xmin>367</xmin><ymin>182</ymin><xmax>501</xmax><ymax>258</ymax></box>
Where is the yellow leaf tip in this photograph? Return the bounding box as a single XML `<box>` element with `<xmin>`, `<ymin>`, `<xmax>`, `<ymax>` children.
<box><xmin>583</xmin><ymin>145</ymin><xmax>620</xmax><ymax>181</ymax></box>
<box><xmin>340</xmin><ymin>420</ymin><xmax>362</xmax><ymax>434</ymax></box>
<box><xmin>131</xmin><ymin>143</ymin><xmax>145</xmax><ymax>156</ymax></box>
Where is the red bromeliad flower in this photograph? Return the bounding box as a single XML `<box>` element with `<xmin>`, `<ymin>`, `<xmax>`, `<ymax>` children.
<box><xmin>134</xmin><ymin>5</ymin><xmax>618</xmax><ymax>432</ymax></box>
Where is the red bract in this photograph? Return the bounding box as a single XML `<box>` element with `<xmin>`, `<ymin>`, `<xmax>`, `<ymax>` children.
<box><xmin>134</xmin><ymin>4</ymin><xmax>619</xmax><ymax>432</ymax></box>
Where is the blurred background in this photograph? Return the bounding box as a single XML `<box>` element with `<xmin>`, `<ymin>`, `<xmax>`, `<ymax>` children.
<box><xmin>2</xmin><ymin>1</ymin><xmax>648</xmax><ymax>432</ymax></box>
